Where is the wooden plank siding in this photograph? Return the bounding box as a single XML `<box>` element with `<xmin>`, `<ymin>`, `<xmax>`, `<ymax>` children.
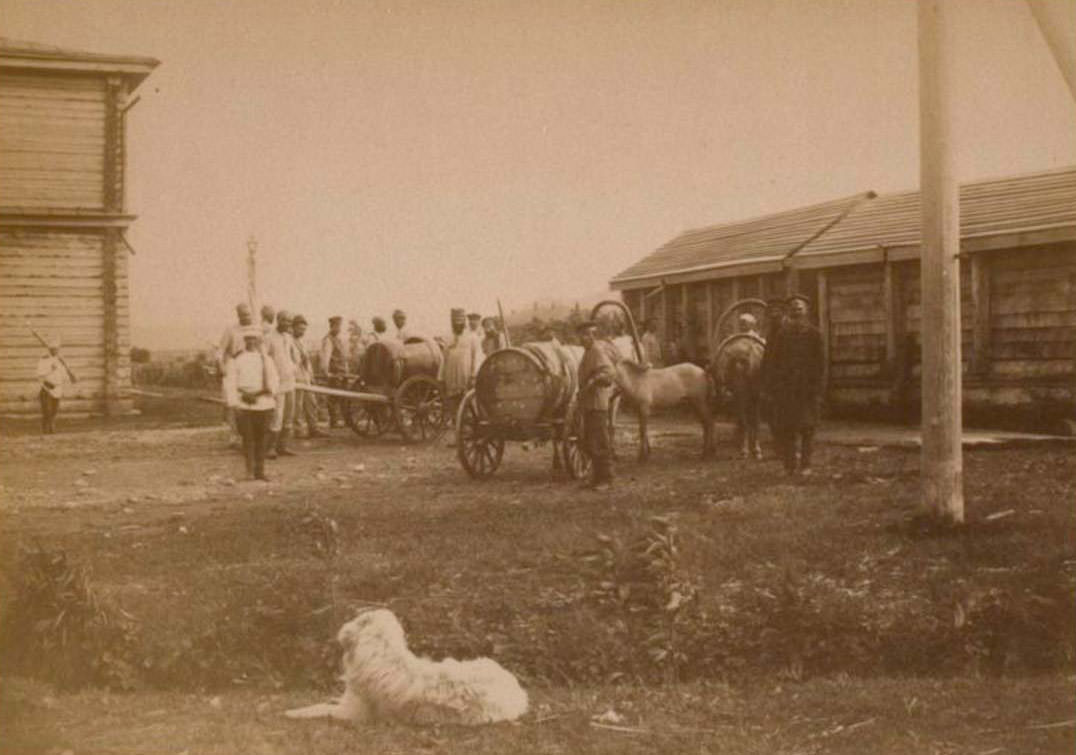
<box><xmin>0</xmin><ymin>229</ymin><xmax>132</xmax><ymax>414</ymax></box>
<box><xmin>827</xmin><ymin>265</ymin><xmax>888</xmax><ymax>380</ymax></box>
<box><xmin>0</xmin><ymin>72</ymin><xmax>107</xmax><ymax>210</ymax></box>
<box><xmin>988</xmin><ymin>244</ymin><xmax>1076</xmax><ymax>381</ymax></box>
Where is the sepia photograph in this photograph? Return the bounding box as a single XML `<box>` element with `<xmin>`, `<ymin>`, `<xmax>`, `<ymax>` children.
<box><xmin>0</xmin><ymin>0</ymin><xmax>1074</xmax><ymax>752</ymax></box>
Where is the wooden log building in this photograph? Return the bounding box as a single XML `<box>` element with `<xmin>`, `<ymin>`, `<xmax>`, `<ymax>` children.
<box><xmin>611</xmin><ymin>166</ymin><xmax>1076</xmax><ymax>422</ymax></box>
<box><xmin>0</xmin><ymin>38</ymin><xmax>158</xmax><ymax>417</ymax></box>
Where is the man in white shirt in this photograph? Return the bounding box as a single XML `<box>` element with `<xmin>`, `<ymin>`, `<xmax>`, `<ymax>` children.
<box><xmin>392</xmin><ymin>309</ymin><xmax>412</xmax><ymax>342</ymax></box>
<box><xmin>438</xmin><ymin>308</ymin><xmax>482</xmax><ymax>419</ymax></box>
<box><xmin>224</xmin><ymin>327</ymin><xmax>280</xmax><ymax>481</ymax></box>
<box><xmin>36</xmin><ymin>337</ymin><xmax>69</xmax><ymax>434</ymax></box>
<box><xmin>266</xmin><ymin>310</ymin><xmax>300</xmax><ymax>458</ymax></box>
<box><xmin>218</xmin><ymin>303</ymin><xmax>254</xmax><ymax>446</ymax></box>
<box><xmin>291</xmin><ymin>314</ymin><xmax>325</xmax><ymax>439</ymax></box>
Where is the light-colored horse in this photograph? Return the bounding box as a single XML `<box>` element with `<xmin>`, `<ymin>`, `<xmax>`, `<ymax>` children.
<box><xmin>609</xmin><ymin>352</ymin><xmax>715</xmax><ymax>462</ymax></box>
<box><xmin>710</xmin><ymin>333</ymin><xmax>766</xmax><ymax>459</ymax></box>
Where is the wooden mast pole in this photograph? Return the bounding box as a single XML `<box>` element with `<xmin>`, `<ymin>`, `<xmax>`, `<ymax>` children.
<box><xmin>246</xmin><ymin>235</ymin><xmax>259</xmax><ymax>317</ymax></box>
<box><xmin>918</xmin><ymin>0</ymin><xmax>964</xmax><ymax>524</ymax></box>
<box><xmin>1026</xmin><ymin>0</ymin><xmax>1076</xmax><ymax>104</ymax></box>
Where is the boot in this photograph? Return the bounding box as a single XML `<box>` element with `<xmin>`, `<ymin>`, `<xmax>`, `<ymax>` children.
<box><xmin>265</xmin><ymin>431</ymin><xmax>278</xmax><ymax>459</ymax></box>
<box><xmin>277</xmin><ymin>429</ymin><xmax>297</xmax><ymax>456</ymax></box>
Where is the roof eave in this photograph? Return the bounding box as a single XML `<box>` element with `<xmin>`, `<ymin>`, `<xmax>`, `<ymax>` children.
<box><xmin>0</xmin><ymin>52</ymin><xmax>160</xmax><ymax>89</ymax></box>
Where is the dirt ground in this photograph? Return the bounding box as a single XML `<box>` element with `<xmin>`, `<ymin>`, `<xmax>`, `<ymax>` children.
<box><xmin>1</xmin><ymin>395</ymin><xmax>1074</xmax><ymax>754</ymax></box>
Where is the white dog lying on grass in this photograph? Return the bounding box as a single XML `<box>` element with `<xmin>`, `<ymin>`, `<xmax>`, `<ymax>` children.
<box><xmin>285</xmin><ymin>608</ymin><xmax>529</xmax><ymax>725</ymax></box>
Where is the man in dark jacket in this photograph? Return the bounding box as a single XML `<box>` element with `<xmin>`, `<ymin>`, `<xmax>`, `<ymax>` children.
<box><xmin>577</xmin><ymin>320</ymin><xmax>616</xmax><ymax>490</ymax></box>
<box><xmin>764</xmin><ymin>295</ymin><xmax>825</xmax><ymax>476</ymax></box>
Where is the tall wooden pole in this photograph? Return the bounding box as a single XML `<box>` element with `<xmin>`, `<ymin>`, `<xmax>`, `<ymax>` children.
<box><xmin>1026</xmin><ymin>0</ymin><xmax>1076</xmax><ymax>104</ymax></box>
<box><xmin>918</xmin><ymin>0</ymin><xmax>964</xmax><ymax>524</ymax></box>
<box><xmin>246</xmin><ymin>235</ymin><xmax>259</xmax><ymax>316</ymax></box>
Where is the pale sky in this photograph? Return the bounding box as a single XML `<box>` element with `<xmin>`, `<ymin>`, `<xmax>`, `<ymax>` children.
<box><xmin>4</xmin><ymin>0</ymin><xmax>1074</xmax><ymax>349</ymax></box>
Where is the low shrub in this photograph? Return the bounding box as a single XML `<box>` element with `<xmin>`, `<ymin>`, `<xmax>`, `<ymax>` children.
<box><xmin>0</xmin><ymin>547</ymin><xmax>141</xmax><ymax>691</ymax></box>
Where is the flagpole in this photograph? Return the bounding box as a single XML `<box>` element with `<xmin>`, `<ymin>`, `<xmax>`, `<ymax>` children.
<box><xmin>247</xmin><ymin>235</ymin><xmax>259</xmax><ymax>317</ymax></box>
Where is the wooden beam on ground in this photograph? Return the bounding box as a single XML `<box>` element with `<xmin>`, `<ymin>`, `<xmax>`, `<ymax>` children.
<box><xmin>919</xmin><ymin>0</ymin><xmax>965</xmax><ymax>524</ymax></box>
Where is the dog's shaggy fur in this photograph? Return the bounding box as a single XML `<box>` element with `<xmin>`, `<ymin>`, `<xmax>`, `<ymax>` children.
<box><xmin>285</xmin><ymin>608</ymin><xmax>528</xmax><ymax>725</ymax></box>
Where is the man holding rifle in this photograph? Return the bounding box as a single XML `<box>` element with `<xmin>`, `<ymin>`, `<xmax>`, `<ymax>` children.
<box><xmin>36</xmin><ymin>336</ymin><xmax>69</xmax><ymax>434</ymax></box>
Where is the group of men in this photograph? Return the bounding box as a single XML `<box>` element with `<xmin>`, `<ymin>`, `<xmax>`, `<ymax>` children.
<box><xmin>218</xmin><ymin>303</ymin><xmax>321</xmax><ymax>480</ymax></box>
<box><xmin>216</xmin><ymin>303</ymin><xmax>510</xmax><ymax>477</ymax></box>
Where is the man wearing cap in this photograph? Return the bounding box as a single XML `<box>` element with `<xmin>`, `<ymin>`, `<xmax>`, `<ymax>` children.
<box><xmin>266</xmin><ymin>310</ymin><xmax>300</xmax><ymax>458</ymax></box>
<box><xmin>291</xmin><ymin>314</ymin><xmax>325</xmax><ymax>438</ymax></box>
<box><xmin>260</xmin><ymin>304</ymin><xmax>276</xmax><ymax>338</ymax></box>
<box><xmin>224</xmin><ymin>327</ymin><xmax>280</xmax><ymax>481</ymax></box>
<box><xmin>348</xmin><ymin>320</ymin><xmax>366</xmax><ymax>376</ymax></box>
<box><xmin>218</xmin><ymin>303</ymin><xmax>254</xmax><ymax>445</ymax></box>
<box><xmin>392</xmin><ymin>309</ymin><xmax>412</xmax><ymax>342</ymax></box>
<box><xmin>370</xmin><ymin>316</ymin><xmax>388</xmax><ymax>342</ymax></box>
<box><xmin>439</xmin><ymin>308</ymin><xmax>482</xmax><ymax>418</ymax></box>
<box><xmin>320</xmin><ymin>316</ymin><xmax>350</xmax><ymax>428</ymax></box>
<box><xmin>730</xmin><ymin>311</ymin><xmax>764</xmax><ymax>459</ymax></box>
<box><xmin>764</xmin><ymin>294</ymin><xmax>825</xmax><ymax>476</ymax></box>
<box><xmin>467</xmin><ymin>312</ymin><xmax>483</xmax><ymax>340</ymax></box>
<box><xmin>577</xmin><ymin>320</ymin><xmax>616</xmax><ymax>490</ymax></box>
<box><xmin>36</xmin><ymin>337</ymin><xmax>69</xmax><ymax>434</ymax></box>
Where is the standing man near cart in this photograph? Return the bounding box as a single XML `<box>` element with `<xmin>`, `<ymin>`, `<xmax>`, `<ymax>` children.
<box><xmin>577</xmin><ymin>320</ymin><xmax>616</xmax><ymax>491</ymax></box>
<box><xmin>392</xmin><ymin>309</ymin><xmax>412</xmax><ymax>342</ymax></box>
<box><xmin>764</xmin><ymin>294</ymin><xmax>825</xmax><ymax>476</ymax></box>
<box><xmin>320</xmin><ymin>315</ymin><xmax>350</xmax><ymax>429</ymax></box>
<box><xmin>291</xmin><ymin>314</ymin><xmax>324</xmax><ymax>439</ymax></box>
<box><xmin>266</xmin><ymin>310</ymin><xmax>300</xmax><ymax>458</ymax></box>
<box><xmin>439</xmin><ymin>308</ymin><xmax>482</xmax><ymax>421</ymax></box>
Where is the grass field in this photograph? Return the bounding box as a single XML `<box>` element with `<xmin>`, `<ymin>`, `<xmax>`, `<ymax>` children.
<box><xmin>1</xmin><ymin>398</ymin><xmax>1074</xmax><ymax>754</ymax></box>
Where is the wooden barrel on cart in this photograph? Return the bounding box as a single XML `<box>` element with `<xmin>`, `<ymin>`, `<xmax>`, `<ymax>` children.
<box><xmin>475</xmin><ymin>341</ymin><xmax>583</xmax><ymax>425</ymax></box>
<box><xmin>363</xmin><ymin>338</ymin><xmax>443</xmax><ymax>389</ymax></box>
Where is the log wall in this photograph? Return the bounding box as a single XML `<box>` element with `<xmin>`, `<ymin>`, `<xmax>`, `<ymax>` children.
<box><xmin>0</xmin><ymin>72</ymin><xmax>107</xmax><ymax>210</ymax></box>
<box><xmin>0</xmin><ymin>229</ymin><xmax>132</xmax><ymax>415</ymax></box>
<box><xmin>0</xmin><ymin>65</ymin><xmax>136</xmax><ymax>417</ymax></box>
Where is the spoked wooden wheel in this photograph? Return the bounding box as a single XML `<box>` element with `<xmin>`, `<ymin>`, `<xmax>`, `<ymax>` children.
<box><xmin>713</xmin><ymin>298</ymin><xmax>768</xmax><ymax>346</ymax></box>
<box><xmin>561</xmin><ymin>399</ymin><xmax>591</xmax><ymax>480</ymax></box>
<box><xmin>456</xmin><ymin>390</ymin><xmax>504</xmax><ymax>478</ymax></box>
<box><xmin>344</xmin><ymin>379</ymin><xmax>393</xmax><ymax>437</ymax></box>
<box><xmin>393</xmin><ymin>375</ymin><xmax>448</xmax><ymax>443</ymax></box>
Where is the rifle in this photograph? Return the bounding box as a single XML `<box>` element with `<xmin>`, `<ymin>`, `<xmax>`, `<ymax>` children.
<box><xmin>24</xmin><ymin>320</ymin><xmax>78</xmax><ymax>383</ymax></box>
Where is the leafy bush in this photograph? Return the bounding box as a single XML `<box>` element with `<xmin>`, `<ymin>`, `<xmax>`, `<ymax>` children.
<box><xmin>0</xmin><ymin>547</ymin><xmax>141</xmax><ymax>690</ymax></box>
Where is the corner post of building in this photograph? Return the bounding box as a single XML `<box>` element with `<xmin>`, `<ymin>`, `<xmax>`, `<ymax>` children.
<box><xmin>101</xmin><ymin>75</ymin><xmax>127</xmax><ymax>416</ymax></box>
<box><xmin>705</xmin><ymin>282</ymin><xmax>715</xmax><ymax>357</ymax></box>
<box><xmin>918</xmin><ymin>0</ymin><xmax>964</xmax><ymax>524</ymax></box>
<box><xmin>882</xmin><ymin>257</ymin><xmax>900</xmax><ymax>374</ymax></box>
<box><xmin>970</xmin><ymin>252</ymin><xmax>992</xmax><ymax>376</ymax></box>
<box><xmin>817</xmin><ymin>270</ymin><xmax>830</xmax><ymax>398</ymax></box>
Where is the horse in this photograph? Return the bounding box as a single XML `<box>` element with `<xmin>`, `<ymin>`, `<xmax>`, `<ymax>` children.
<box><xmin>608</xmin><ymin>351</ymin><xmax>715</xmax><ymax>462</ymax></box>
<box><xmin>709</xmin><ymin>333</ymin><xmax>766</xmax><ymax>459</ymax></box>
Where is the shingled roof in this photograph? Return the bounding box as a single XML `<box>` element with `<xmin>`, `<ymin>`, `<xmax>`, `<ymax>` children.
<box><xmin>611</xmin><ymin>165</ymin><xmax>1076</xmax><ymax>288</ymax></box>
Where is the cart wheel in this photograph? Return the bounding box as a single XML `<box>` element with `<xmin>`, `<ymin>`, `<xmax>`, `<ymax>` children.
<box><xmin>393</xmin><ymin>375</ymin><xmax>447</xmax><ymax>443</ymax></box>
<box><xmin>561</xmin><ymin>399</ymin><xmax>591</xmax><ymax>480</ymax></box>
<box><xmin>344</xmin><ymin>378</ymin><xmax>392</xmax><ymax>437</ymax></box>
<box><xmin>456</xmin><ymin>390</ymin><xmax>504</xmax><ymax>478</ymax></box>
